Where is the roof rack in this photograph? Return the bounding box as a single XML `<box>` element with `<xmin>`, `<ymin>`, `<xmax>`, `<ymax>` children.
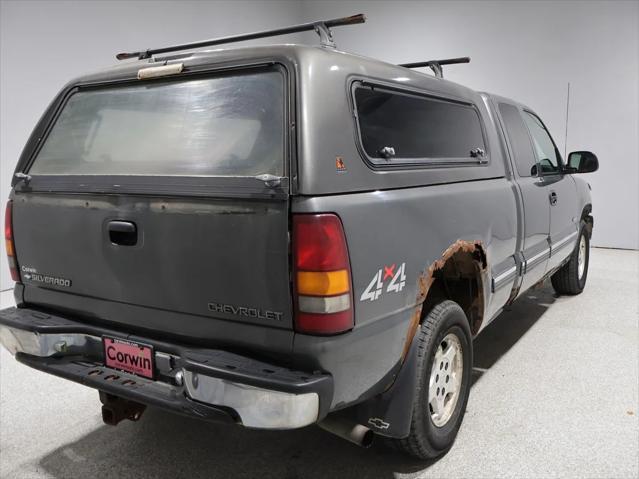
<box><xmin>399</xmin><ymin>57</ymin><xmax>470</xmax><ymax>79</ymax></box>
<box><xmin>116</xmin><ymin>13</ymin><xmax>366</xmax><ymax>61</ymax></box>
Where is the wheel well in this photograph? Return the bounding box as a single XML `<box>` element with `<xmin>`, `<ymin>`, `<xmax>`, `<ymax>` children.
<box><xmin>406</xmin><ymin>241</ymin><xmax>487</xmax><ymax>348</ymax></box>
<box><xmin>420</xmin><ymin>240</ymin><xmax>487</xmax><ymax>334</ymax></box>
<box><xmin>422</xmin><ymin>250</ymin><xmax>485</xmax><ymax>336</ymax></box>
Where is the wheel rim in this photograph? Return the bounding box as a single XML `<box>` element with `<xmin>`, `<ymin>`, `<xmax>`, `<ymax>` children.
<box><xmin>577</xmin><ymin>235</ymin><xmax>587</xmax><ymax>279</ymax></box>
<box><xmin>428</xmin><ymin>333</ymin><xmax>463</xmax><ymax>427</ymax></box>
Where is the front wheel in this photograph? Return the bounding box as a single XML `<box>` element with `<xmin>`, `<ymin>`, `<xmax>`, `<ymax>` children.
<box><xmin>551</xmin><ymin>222</ymin><xmax>590</xmax><ymax>295</ymax></box>
<box><xmin>391</xmin><ymin>300</ymin><xmax>473</xmax><ymax>459</ymax></box>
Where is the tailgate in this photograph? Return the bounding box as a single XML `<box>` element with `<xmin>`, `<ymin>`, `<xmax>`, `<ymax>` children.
<box><xmin>9</xmin><ymin>64</ymin><xmax>295</xmax><ymax>346</ymax></box>
<box><xmin>13</xmin><ymin>193</ymin><xmax>293</xmax><ymax>332</ymax></box>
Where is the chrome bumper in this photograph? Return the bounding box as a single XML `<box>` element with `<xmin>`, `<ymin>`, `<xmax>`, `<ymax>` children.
<box><xmin>0</xmin><ymin>325</ymin><xmax>101</xmax><ymax>357</ymax></box>
<box><xmin>182</xmin><ymin>371</ymin><xmax>318</xmax><ymax>429</ymax></box>
<box><xmin>0</xmin><ymin>319</ymin><xmax>329</xmax><ymax>430</ymax></box>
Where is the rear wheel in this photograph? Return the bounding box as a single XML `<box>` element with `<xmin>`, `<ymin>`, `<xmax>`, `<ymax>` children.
<box><xmin>551</xmin><ymin>223</ymin><xmax>589</xmax><ymax>295</ymax></box>
<box><xmin>391</xmin><ymin>300</ymin><xmax>472</xmax><ymax>459</ymax></box>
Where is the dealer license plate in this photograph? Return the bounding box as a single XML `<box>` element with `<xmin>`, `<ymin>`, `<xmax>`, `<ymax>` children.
<box><xmin>103</xmin><ymin>336</ymin><xmax>154</xmax><ymax>379</ymax></box>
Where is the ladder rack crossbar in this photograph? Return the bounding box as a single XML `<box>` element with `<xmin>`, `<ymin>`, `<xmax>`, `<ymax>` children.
<box><xmin>116</xmin><ymin>13</ymin><xmax>366</xmax><ymax>60</ymax></box>
<box><xmin>399</xmin><ymin>57</ymin><xmax>471</xmax><ymax>79</ymax></box>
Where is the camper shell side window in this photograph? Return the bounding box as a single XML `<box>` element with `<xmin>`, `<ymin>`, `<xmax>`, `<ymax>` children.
<box><xmin>351</xmin><ymin>81</ymin><xmax>489</xmax><ymax>169</ymax></box>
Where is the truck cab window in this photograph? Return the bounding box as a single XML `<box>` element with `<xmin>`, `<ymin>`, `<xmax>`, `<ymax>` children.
<box><xmin>522</xmin><ymin>111</ymin><xmax>561</xmax><ymax>174</ymax></box>
<box><xmin>498</xmin><ymin>103</ymin><xmax>538</xmax><ymax>177</ymax></box>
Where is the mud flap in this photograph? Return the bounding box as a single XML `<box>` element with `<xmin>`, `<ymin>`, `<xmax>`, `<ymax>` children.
<box><xmin>346</xmin><ymin>332</ymin><xmax>420</xmax><ymax>438</ymax></box>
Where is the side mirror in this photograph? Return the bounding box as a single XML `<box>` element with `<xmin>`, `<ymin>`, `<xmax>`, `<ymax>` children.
<box><xmin>567</xmin><ymin>151</ymin><xmax>599</xmax><ymax>174</ymax></box>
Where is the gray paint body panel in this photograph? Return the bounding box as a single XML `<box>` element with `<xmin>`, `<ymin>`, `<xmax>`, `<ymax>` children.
<box><xmin>292</xmin><ymin>178</ymin><xmax>518</xmax><ymax>407</ymax></box>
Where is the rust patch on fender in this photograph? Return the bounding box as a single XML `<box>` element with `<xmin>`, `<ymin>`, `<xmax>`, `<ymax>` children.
<box><xmin>401</xmin><ymin>240</ymin><xmax>487</xmax><ymax>360</ymax></box>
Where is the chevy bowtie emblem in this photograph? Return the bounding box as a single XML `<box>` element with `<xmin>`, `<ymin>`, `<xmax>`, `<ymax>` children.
<box><xmin>368</xmin><ymin>417</ymin><xmax>390</xmax><ymax>430</ymax></box>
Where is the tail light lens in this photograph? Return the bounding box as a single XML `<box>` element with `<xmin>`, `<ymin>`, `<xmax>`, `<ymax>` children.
<box><xmin>292</xmin><ymin>214</ymin><xmax>353</xmax><ymax>334</ymax></box>
<box><xmin>5</xmin><ymin>201</ymin><xmax>20</xmax><ymax>282</ymax></box>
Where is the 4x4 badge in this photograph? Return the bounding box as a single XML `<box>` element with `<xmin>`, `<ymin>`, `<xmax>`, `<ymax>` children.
<box><xmin>360</xmin><ymin>263</ymin><xmax>406</xmax><ymax>302</ymax></box>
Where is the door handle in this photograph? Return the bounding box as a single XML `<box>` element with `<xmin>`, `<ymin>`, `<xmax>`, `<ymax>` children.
<box><xmin>108</xmin><ymin>220</ymin><xmax>137</xmax><ymax>246</ymax></box>
<box><xmin>549</xmin><ymin>191</ymin><xmax>558</xmax><ymax>206</ymax></box>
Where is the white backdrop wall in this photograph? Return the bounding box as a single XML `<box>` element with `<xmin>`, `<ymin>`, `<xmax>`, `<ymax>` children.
<box><xmin>0</xmin><ymin>0</ymin><xmax>304</xmax><ymax>290</ymax></box>
<box><xmin>1</xmin><ymin>0</ymin><xmax>638</xmax><ymax>290</ymax></box>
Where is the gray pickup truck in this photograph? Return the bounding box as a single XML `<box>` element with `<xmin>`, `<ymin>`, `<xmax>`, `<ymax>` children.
<box><xmin>0</xmin><ymin>15</ymin><xmax>598</xmax><ymax>459</ymax></box>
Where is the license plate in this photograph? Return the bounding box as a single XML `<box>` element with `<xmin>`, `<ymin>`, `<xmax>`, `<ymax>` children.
<box><xmin>103</xmin><ymin>336</ymin><xmax>154</xmax><ymax>379</ymax></box>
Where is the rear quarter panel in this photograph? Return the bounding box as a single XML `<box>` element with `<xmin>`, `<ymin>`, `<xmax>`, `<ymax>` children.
<box><xmin>292</xmin><ymin>179</ymin><xmax>517</xmax><ymax>408</ymax></box>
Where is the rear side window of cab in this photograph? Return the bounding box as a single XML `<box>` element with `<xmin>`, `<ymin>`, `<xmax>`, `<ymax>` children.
<box><xmin>352</xmin><ymin>82</ymin><xmax>488</xmax><ymax>168</ymax></box>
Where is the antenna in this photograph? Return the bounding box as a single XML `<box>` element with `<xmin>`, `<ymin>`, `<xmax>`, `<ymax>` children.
<box><xmin>399</xmin><ymin>57</ymin><xmax>470</xmax><ymax>79</ymax></box>
<box><xmin>116</xmin><ymin>13</ymin><xmax>366</xmax><ymax>61</ymax></box>
<box><xmin>563</xmin><ymin>82</ymin><xmax>570</xmax><ymax>160</ymax></box>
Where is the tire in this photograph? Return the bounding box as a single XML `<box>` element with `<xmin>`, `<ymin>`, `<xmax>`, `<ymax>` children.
<box><xmin>551</xmin><ymin>222</ymin><xmax>590</xmax><ymax>295</ymax></box>
<box><xmin>391</xmin><ymin>300</ymin><xmax>473</xmax><ymax>459</ymax></box>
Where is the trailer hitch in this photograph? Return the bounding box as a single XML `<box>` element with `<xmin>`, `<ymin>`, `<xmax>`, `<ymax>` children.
<box><xmin>99</xmin><ymin>391</ymin><xmax>146</xmax><ymax>426</ymax></box>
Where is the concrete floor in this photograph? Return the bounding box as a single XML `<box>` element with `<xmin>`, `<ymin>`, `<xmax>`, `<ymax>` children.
<box><xmin>0</xmin><ymin>247</ymin><xmax>637</xmax><ymax>479</ymax></box>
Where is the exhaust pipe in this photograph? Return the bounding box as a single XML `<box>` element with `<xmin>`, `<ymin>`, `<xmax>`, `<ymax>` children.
<box><xmin>318</xmin><ymin>416</ymin><xmax>374</xmax><ymax>448</ymax></box>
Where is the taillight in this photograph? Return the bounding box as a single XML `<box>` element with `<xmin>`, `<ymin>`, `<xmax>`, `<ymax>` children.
<box><xmin>292</xmin><ymin>214</ymin><xmax>353</xmax><ymax>334</ymax></box>
<box><xmin>5</xmin><ymin>200</ymin><xmax>20</xmax><ymax>282</ymax></box>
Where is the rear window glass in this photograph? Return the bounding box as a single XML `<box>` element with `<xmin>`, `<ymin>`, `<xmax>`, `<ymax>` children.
<box><xmin>354</xmin><ymin>86</ymin><xmax>485</xmax><ymax>163</ymax></box>
<box><xmin>29</xmin><ymin>69</ymin><xmax>285</xmax><ymax>177</ymax></box>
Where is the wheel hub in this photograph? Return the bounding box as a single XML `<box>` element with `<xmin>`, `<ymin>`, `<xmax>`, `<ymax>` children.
<box><xmin>428</xmin><ymin>333</ymin><xmax>463</xmax><ymax>427</ymax></box>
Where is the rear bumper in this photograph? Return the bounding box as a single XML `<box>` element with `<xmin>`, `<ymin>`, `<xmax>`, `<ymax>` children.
<box><xmin>0</xmin><ymin>306</ymin><xmax>332</xmax><ymax>429</ymax></box>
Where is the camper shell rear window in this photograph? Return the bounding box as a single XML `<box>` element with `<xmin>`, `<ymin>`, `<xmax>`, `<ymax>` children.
<box><xmin>28</xmin><ymin>67</ymin><xmax>285</xmax><ymax>177</ymax></box>
<box><xmin>353</xmin><ymin>83</ymin><xmax>487</xmax><ymax>167</ymax></box>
